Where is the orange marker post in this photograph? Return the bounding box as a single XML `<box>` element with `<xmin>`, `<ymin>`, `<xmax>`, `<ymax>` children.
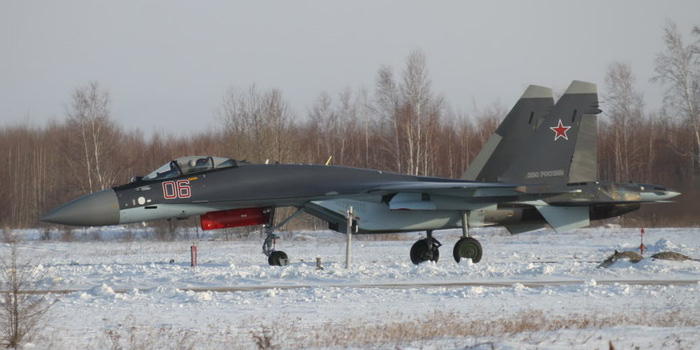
<box><xmin>191</xmin><ymin>243</ymin><xmax>198</xmax><ymax>268</ymax></box>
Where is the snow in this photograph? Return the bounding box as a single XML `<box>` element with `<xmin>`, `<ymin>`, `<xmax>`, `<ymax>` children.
<box><xmin>4</xmin><ymin>227</ymin><xmax>700</xmax><ymax>349</ymax></box>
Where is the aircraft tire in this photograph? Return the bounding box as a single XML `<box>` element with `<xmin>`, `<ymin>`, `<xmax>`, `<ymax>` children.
<box><xmin>268</xmin><ymin>251</ymin><xmax>289</xmax><ymax>266</ymax></box>
<box><xmin>453</xmin><ymin>237</ymin><xmax>482</xmax><ymax>263</ymax></box>
<box><xmin>410</xmin><ymin>239</ymin><xmax>439</xmax><ymax>265</ymax></box>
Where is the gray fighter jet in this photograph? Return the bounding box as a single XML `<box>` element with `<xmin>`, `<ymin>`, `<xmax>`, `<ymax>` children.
<box><xmin>41</xmin><ymin>81</ymin><xmax>680</xmax><ymax>265</ymax></box>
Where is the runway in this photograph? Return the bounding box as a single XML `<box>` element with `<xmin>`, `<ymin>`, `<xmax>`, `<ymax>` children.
<box><xmin>19</xmin><ymin>278</ymin><xmax>700</xmax><ymax>295</ymax></box>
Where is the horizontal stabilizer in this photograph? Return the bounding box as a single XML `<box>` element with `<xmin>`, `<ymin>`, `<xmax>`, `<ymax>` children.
<box><xmin>536</xmin><ymin>205</ymin><xmax>590</xmax><ymax>233</ymax></box>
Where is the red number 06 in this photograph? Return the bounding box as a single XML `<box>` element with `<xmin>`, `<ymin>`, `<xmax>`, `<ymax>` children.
<box><xmin>162</xmin><ymin>180</ymin><xmax>191</xmax><ymax>199</ymax></box>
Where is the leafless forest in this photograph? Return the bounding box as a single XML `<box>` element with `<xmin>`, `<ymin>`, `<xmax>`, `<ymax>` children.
<box><xmin>2</xmin><ymin>22</ymin><xmax>699</xmax><ymax>229</ymax></box>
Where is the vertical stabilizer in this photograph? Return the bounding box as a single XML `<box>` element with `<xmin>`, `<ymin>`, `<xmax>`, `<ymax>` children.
<box><xmin>500</xmin><ymin>80</ymin><xmax>600</xmax><ymax>184</ymax></box>
<box><xmin>461</xmin><ymin>85</ymin><xmax>554</xmax><ymax>181</ymax></box>
<box><xmin>569</xmin><ymin>106</ymin><xmax>598</xmax><ymax>183</ymax></box>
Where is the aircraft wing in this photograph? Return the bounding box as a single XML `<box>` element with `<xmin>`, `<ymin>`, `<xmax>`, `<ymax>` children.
<box><xmin>364</xmin><ymin>181</ymin><xmax>518</xmax><ymax>194</ymax></box>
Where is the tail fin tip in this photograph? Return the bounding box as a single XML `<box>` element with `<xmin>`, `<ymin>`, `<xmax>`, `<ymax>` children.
<box><xmin>522</xmin><ymin>85</ymin><xmax>554</xmax><ymax>99</ymax></box>
<box><xmin>564</xmin><ymin>80</ymin><xmax>597</xmax><ymax>95</ymax></box>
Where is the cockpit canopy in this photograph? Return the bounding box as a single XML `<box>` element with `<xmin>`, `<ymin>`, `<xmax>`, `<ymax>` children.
<box><xmin>142</xmin><ymin>156</ymin><xmax>238</xmax><ymax>181</ymax></box>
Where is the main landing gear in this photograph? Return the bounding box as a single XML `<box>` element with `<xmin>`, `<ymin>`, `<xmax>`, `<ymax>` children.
<box><xmin>410</xmin><ymin>212</ymin><xmax>483</xmax><ymax>265</ymax></box>
<box><xmin>411</xmin><ymin>234</ymin><xmax>482</xmax><ymax>265</ymax></box>
<box><xmin>262</xmin><ymin>208</ymin><xmax>305</xmax><ymax>266</ymax></box>
<box><xmin>410</xmin><ymin>230</ymin><xmax>441</xmax><ymax>264</ymax></box>
<box><xmin>453</xmin><ymin>236</ymin><xmax>482</xmax><ymax>263</ymax></box>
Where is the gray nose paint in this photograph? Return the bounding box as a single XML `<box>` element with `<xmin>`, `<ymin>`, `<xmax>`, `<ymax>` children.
<box><xmin>40</xmin><ymin>189</ymin><xmax>120</xmax><ymax>226</ymax></box>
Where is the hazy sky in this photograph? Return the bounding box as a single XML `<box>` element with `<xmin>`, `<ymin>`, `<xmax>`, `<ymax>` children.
<box><xmin>2</xmin><ymin>1</ymin><xmax>699</xmax><ymax>136</ymax></box>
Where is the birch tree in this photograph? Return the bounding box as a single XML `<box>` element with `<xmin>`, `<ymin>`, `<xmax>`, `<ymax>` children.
<box><xmin>65</xmin><ymin>82</ymin><xmax>120</xmax><ymax>193</ymax></box>
<box><xmin>218</xmin><ymin>85</ymin><xmax>294</xmax><ymax>164</ymax></box>
<box><xmin>309</xmin><ymin>87</ymin><xmax>375</xmax><ymax>167</ymax></box>
<box><xmin>374</xmin><ymin>64</ymin><xmax>402</xmax><ymax>172</ymax></box>
<box><xmin>652</xmin><ymin>21</ymin><xmax>700</xmax><ymax>176</ymax></box>
<box><xmin>374</xmin><ymin>50</ymin><xmax>444</xmax><ymax>175</ymax></box>
<box><xmin>604</xmin><ymin>61</ymin><xmax>644</xmax><ymax>181</ymax></box>
<box><xmin>399</xmin><ymin>50</ymin><xmax>444</xmax><ymax>176</ymax></box>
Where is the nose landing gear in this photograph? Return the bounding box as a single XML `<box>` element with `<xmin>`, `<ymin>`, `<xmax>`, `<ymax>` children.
<box><xmin>263</xmin><ymin>232</ymin><xmax>288</xmax><ymax>266</ymax></box>
<box><xmin>261</xmin><ymin>208</ymin><xmax>305</xmax><ymax>266</ymax></box>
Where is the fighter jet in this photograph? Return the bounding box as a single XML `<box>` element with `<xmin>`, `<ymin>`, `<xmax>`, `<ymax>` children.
<box><xmin>41</xmin><ymin>81</ymin><xmax>680</xmax><ymax>266</ymax></box>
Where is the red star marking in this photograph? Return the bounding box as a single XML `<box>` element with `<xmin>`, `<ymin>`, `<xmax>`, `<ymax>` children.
<box><xmin>550</xmin><ymin>119</ymin><xmax>571</xmax><ymax>141</ymax></box>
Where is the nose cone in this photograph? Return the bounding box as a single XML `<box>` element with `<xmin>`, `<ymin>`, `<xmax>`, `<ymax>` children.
<box><xmin>664</xmin><ymin>190</ymin><xmax>682</xmax><ymax>200</ymax></box>
<box><xmin>41</xmin><ymin>189</ymin><xmax>120</xmax><ymax>226</ymax></box>
<box><xmin>639</xmin><ymin>188</ymin><xmax>681</xmax><ymax>202</ymax></box>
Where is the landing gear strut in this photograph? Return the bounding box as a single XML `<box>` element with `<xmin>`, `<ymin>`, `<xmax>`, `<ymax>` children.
<box><xmin>262</xmin><ymin>233</ymin><xmax>288</xmax><ymax>266</ymax></box>
<box><xmin>410</xmin><ymin>230</ymin><xmax>442</xmax><ymax>264</ymax></box>
<box><xmin>409</xmin><ymin>212</ymin><xmax>484</xmax><ymax>265</ymax></box>
<box><xmin>262</xmin><ymin>208</ymin><xmax>305</xmax><ymax>266</ymax></box>
<box><xmin>453</xmin><ymin>211</ymin><xmax>483</xmax><ymax>263</ymax></box>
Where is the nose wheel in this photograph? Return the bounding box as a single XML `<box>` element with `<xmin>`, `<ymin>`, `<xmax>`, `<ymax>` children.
<box><xmin>268</xmin><ymin>250</ymin><xmax>289</xmax><ymax>266</ymax></box>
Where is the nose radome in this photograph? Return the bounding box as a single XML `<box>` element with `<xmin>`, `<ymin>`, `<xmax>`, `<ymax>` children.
<box><xmin>41</xmin><ymin>189</ymin><xmax>120</xmax><ymax>226</ymax></box>
<box><xmin>639</xmin><ymin>188</ymin><xmax>682</xmax><ymax>202</ymax></box>
<box><xmin>665</xmin><ymin>190</ymin><xmax>681</xmax><ymax>200</ymax></box>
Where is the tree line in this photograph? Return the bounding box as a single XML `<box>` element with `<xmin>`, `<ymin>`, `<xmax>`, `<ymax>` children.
<box><xmin>2</xmin><ymin>21</ymin><xmax>698</xmax><ymax>229</ymax></box>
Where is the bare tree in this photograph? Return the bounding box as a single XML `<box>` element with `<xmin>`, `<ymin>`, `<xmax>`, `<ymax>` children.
<box><xmin>374</xmin><ymin>50</ymin><xmax>444</xmax><ymax>175</ymax></box>
<box><xmin>64</xmin><ymin>82</ymin><xmax>121</xmax><ymax>193</ymax></box>
<box><xmin>438</xmin><ymin>109</ymin><xmax>475</xmax><ymax>179</ymax></box>
<box><xmin>307</xmin><ymin>87</ymin><xmax>372</xmax><ymax>167</ymax></box>
<box><xmin>307</xmin><ymin>92</ymin><xmax>334</xmax><ymax>163</ymax></box>
<box><xmin>374</xmin><ymin>64</ymin><xmax>402</xmax><ymax>172</ymax></box>
<box><xmin>604</xmin><ymin>61</ymin><xmax>644</xmax><ymax>181</ymax></box>
<box><xmin>398</xmin><ymin>50</ymin><xmax>444</xmax><ymax>175</ymax></box>
<box><xmin>0</xmin><ymin>243</ymin><xmax>56</xmax><ymax>348</ymax></box>
<box><xmin>0</xmin><ymin>124</ymin><xmax>64</xmax><ymax>227</ymax></box>
<box><xmin>355</xmin><ymin>87</ymin><xmax>374</xmax><ymax>168</ymax></box>
<box><xmin>218</xmin><ymin>85</ymin><xmax>295</xmax><ymax>164</ymax></box>
<box><xmin>652</xmin><ymin>21</ymin><xmax>700</xmax><ymax>176</ymax></box>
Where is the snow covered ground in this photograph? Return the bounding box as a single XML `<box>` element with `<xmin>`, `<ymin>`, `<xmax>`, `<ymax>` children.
<box><xmin>4</xmin><ymin>226</ymin><xmax>700</xmax><ymax>349</ymax></box>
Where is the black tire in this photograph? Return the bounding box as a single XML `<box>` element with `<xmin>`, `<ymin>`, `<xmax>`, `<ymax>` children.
<box><xmin>453</xmin><ymin>237</ymin><xmax>482</xmax><ymax>263</ymax></box>
<box><xmin>268</xmin><ymin>251</ymin><xmax>289</xmax><ymax>266</ymax></box>
<box><xmin>410</xmin><ymin>239</ymin><xmax>440</xmax><ymax>265</ymax></box>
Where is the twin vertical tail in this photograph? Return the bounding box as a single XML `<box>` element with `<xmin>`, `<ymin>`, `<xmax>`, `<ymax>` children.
<box><xmin>461</xmin><ymin>85</ymin><xmax>554</xmax><ymax>182</ymax></box>
<box><xmin>463</xmin><ymin>80</ymin><xmax>601</xmax><ymax>185</ymax></box>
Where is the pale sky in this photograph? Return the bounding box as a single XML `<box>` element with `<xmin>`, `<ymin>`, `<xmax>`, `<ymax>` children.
<box><xmin>2</xmin><ymin>1</ymin><xmax>699</xmax><ymax>136</ymax></box>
